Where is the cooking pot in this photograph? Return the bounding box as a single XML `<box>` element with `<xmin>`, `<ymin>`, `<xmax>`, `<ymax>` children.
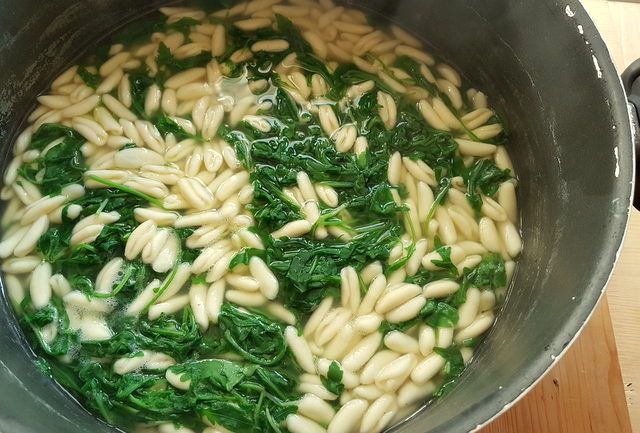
<box><xmin>0</xmin><ymin>1</ymin><xmax>636</xmax><ymax>432</ymax></box>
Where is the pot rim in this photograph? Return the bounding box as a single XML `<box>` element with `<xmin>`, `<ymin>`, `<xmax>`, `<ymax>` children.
<box><xmin>439</xmin><ymin>1</ymin><xmax>635</xmax><ymax>431</ymax></box>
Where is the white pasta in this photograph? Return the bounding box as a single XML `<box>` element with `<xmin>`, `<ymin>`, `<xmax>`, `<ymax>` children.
<box><xmin>342</xmin><ymin>332</ymin><xmax>382</xmax><ymax>372</ymax></box>
<box><xmin>323</xmin><ymin>323</ymin><xmax>357</xmax><ymax>360</ymax></box>
<box><xmin>286</xmin><ymin>414</ymin><xmax>327</xmax><ymax>433</ymax></box>
<box><xmin>397</xmin><ymin>380</ymin><xmax>436</xmax><ymax>408</ymax></box>
<box><xmin>148</xmin><ymin>295</ymin><xmax>190</xmax><ymax>320</ymax></box>
<box><xmin>30</xmin><ymin>262</ymin><xmax>52</xmax><ymax>309</ymax></box>
<box><xmin>377</xmin><ymin>91</ymin><xmax>397</xmax><ymax>130</ymax></box>
<box><xmin>456</xmin><ymin>287</ymin><xmax>481</xmax><ymax>329</ymax></box>
<box><xmin>375</xmin><ymin>283</ymin><xmax>421</xmax><ymax>314</ymax></box>
<box><xmin>14</xmin><ymin>215</ymin><xmax>49</xmax><ymax>257</ymax></box>
<box><xmin>353</xmin><ymin>313</ymin><xmax>383</xmax><ymax>335</ymax></box>
<box><xmin>189</xmin><ymin>284</ymin><xmax>209</xmax><ymax>330</ymax></box>
<box><xmin>303</xmin><ymin>297</ymin><xmax>334</xmax><ymax>338</ymax></box>
<box><xmin>205</xmin><ymin>280</ymin><xmax>225</xmax><ymax>323</ymax></box>
<box><xmin>127</xmin><ymin>279</ymin><xmax>161</xmax><ymax>316</ymax></box>
<box><xmin>249</xmin><ymin>256</ymin><xmax>279</xmax><ymax>299</ymax></box>
<box><xmin>272</xmin><ymin>219</ymin><xmax>312</xmax><ymax>238</ymax></box>
<box><xmin>0</xmin><ymin>6</ymin><xmax>521</xmax><ymax>432</ymax></box>
<box><xmin>95</xmin><ymin>257</ymin><xmax>124</xmax><ymax>294</ymax></box>
<box><xmin>327</xmin><ymin>399</ymin><xmax>368</xmax><ymax>433</ymax></box>
<box><xmin>479</xmin><ymin>216</ymin><xmax>502</xmax><ymax>253</ymax></box>
<box><xmin>315</xmin><ymin>308</ymin><xmax>351</xmax><ymax>346</ymax></box>
<box><xmin>455</xmin><ymin>311</ymin><xmax>495</xmax><ymax>343</ymax></box>
<box><xmin>285</xmin><ymin>326</ymin><xmax>316</xmax><ymax>373</ymax></box>
<box><xmin>225</xmin><ymin>289</ymin><xmax>267</xmax><ymax>307</ymax></box>
<box><xmin>357</xmin><ymin>273</ymin><xmax>387</xmax><ymax>316</ymax></box>
<box><xmin>385</xmin><ymin>296</ymin><xmax>426</xmax><ymax>323</ymax></box>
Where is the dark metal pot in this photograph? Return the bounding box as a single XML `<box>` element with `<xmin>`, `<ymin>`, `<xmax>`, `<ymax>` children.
<box><xmin>0</xmin><ymin>1</ymin><xmax>635</xmax><ymax>432</ymax></box>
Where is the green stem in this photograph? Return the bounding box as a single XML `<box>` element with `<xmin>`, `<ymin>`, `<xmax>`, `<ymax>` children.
<box><xmin>423</xmin><ymin>178</ymin><xmax>452</xmax><ymax>234</ymax></box>
<box><xmin>92</xmin><ymin>265</ymin><xmax>135</xmax><ymax>299</ymax></box>
<box><xmin>223</xmin><ymin>329</ymin><xmax>286</xmax><ymax>366</ymax></box>
<box><xmin>87</xmin><ymin>175</ymin><xmax>164</xmax><ymax>208</ymax></box>
<box><xmin>142</xmin><ymin>251</ymin><xmax>183</xmax><ymax>314</ymax></box>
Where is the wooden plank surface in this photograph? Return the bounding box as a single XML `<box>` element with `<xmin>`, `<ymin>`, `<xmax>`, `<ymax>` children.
<box><xmin>479</xmin><ymin>1</ymin><xmax>640</xmax><ymax>432</ymax></box>
<box><xmin>480</xmin><ymin>297</ymin><xmax>632</xmax><ymax>433</ymax></box>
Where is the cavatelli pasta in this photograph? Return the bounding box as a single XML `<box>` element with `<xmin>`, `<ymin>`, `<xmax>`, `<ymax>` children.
<box><xmin>0</xmin><ymin>2</ymin><xmax>519</xmax><ymax>433</ymax></box>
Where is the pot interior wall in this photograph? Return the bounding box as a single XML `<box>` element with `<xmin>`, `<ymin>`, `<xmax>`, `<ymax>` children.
<box><xmin>0</xmin><ymin>1</ymin><xmax>632</xmax><ymax>433</ymax></box>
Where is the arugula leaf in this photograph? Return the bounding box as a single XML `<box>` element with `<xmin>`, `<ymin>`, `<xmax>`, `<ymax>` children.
<box><xmin>165</xmin><ymin>17</ymin><xmax>201</xmax><ymax>39</ymax></box>
<box><xmin>110</xmin><ymin>14</ymin><xmax>166</xmax><ymax>46</ymax></box>
<box><xmin>218</xmin><ymin>304</ymin><xmax>288</xmax><ymax>365</ymax></box>
<box><xmin>448</xmin><ymin>254</ymin><xmax>506</xmax><ymax>306</ymax></box>
<box><xmin>17</xmin><ymin>123</ymin><xmax>86</xmax><ymax>195</ymax></box>
<box><xmin>128</xmin><ymin>68</ymin><xmax>155</xmax><ymax>118</ymax></box>
<box><xmin>429</xmin><ymin>241</ymin><xmax>458</xmax><ymax>276</ymax></box>
<box><xmin>320</xmin><ymin>361</ymin><xmax>344</xmax><ymax>396</ymax></box>
<box><xmin>156</xmin><ymin>43</ymin><xmax>213</xmax><ymax>83</ymax></box>
<box><xmin>379</xmin><ymin>300</ymin><xmax>436</xmax><ymax>334</ymax></box>
<box><xmin>154</xmin><ymin>113</ymin><xmax>203</xmax><ymax>142</ymax></box>
<box><xmin>433</xmin><ymin>346</ymin><xmax>465</xmax><ymax>398</ymax></box>
<box><xmin>425</xmin><ymin>302</ymin><xmax>459</xmax><ymax>328</ymax></box>
<box><xmin>28</xmin><ymin>123</ymin><xmax>82</xmax><ymax>151</ymax></box>
<box><xmin>77</xmin><ymin>65</ymin><xmax>101</xmax><ymax>89</ymax></box>
<box><xmin>464</xmin><ymin>159</ymin><xmax>512</xmax><ymax>217</ymax></box>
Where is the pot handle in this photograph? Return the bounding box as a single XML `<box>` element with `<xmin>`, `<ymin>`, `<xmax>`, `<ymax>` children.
<box><xmin>621</xmin><ymin>60</ymin><xmax>640</xmax><ymax>210</ymax></box>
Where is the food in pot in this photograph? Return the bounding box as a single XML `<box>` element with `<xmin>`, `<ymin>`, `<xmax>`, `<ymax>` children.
<box><xmin>0</xmin><ymin>1</ymin><xmax>521</xmax><ymax>432</ymax></box>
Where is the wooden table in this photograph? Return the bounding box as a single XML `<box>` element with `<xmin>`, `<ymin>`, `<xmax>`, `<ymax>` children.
<box><xmin>481</xmin><ymin>1</ymin><xmax>640</xmax><ymax>431</ymax></box>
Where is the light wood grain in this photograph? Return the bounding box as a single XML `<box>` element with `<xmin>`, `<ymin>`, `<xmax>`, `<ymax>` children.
<box><xmin>480</xmin><ymin>298</ymin><xmax>632</xmax><ymax>433</ymax></box>
<box><xmin>605</xmin><ymin>210</ymin><xmax>640</xmax><ymax>430</ymax></box>
<box><xmin>583</xmin><ymin>0</ymin><xmax>640</xmax><ymax>68</ymax></box>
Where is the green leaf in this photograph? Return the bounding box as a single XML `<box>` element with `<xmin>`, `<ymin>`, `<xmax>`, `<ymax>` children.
<box><xmin>156</xmin><ymin>43</ymin><xmax>212</xmax><ymax>83</ymax></box>
<box><xmin>165</xmin><ymin>17</ymin><xmax>201</xmax><ymax>38</ymax></box>
<box><xmin>429</xmin><ymin>242</ymin><xmax>458</xmax><ymax>276</ymax></box>
<box><xmin>320</xmin><ymin>361</ymin><xmax>344</xmax><ymax>396</ymax></box>
<box><xmin>87</xmin><ymin>175</ymin><xmax>165</xmax><ymax>208</ymax></box>
<box><xmin>425</xmin><ymin>302</ymin><xmax>459</xmax><ymax>328</ymax></box>
<box><xmin>154</xmin><ymin>114</ymin><xmax>203</xmax><ymax>142</ymax></box>
<box><xmin>77</xmin><ymin>65</ymin><xmax>101</xmax><ymax>89</ymax></box>
<box><xmin>218</xmin><ymin>304</ymin><xmax>288</xmax><ymax>365</ymax></box>
<box><xmin>128</xmin><ymin>68</ymin><xmax>155</xmax><ymax>118</ymax></box>
<box><xmin>464</xmin><ymin>159</ymin><xmax>512</xmax><ymax>217</ymax></box>
<box><xmin>433</xmin><ymin>347</ymin><xmax>465</xmax><ymax>398</ymax></box>
<box><xmin>449</xmin><ymin>254</ymin><xmax>506</xmax><ymax>306</ymax></box>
